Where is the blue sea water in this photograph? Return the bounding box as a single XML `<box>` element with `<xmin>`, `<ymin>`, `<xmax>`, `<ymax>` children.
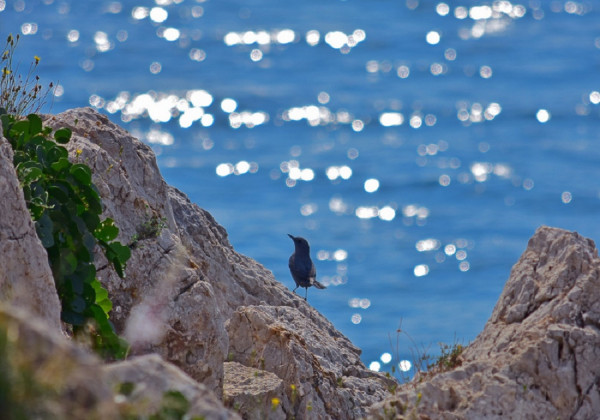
<box><xmin>2</xmin><ymin>0</ymin><xmax>600</xmax><ymax>375</ymax></box>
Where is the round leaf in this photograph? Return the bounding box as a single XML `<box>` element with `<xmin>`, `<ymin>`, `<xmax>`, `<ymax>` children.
<box><xmin>54</xmin><ymin>127</ymin><xmax>72</xmax><ymax>144</ymax></box>
<box><xmin>70</xmin><ymin>164</ymin><xmax>92</xmax><ymax>186</ymax></box>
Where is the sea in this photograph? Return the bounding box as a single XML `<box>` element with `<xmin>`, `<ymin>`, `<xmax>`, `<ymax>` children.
<box><xmin>2</xmin><ymin>0</ymin><xmax>599</xmax><ymax>376</ymax></box>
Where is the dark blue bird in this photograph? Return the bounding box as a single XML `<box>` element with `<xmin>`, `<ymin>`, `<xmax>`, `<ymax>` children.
<box><xmin>288</xmin><ymin>234</ymin><xmax>326</xmax><ymax>300</ymax></box>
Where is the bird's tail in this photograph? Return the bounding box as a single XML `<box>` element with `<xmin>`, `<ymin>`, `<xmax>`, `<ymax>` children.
<box><xmin>313</xmin><ymin>280</ymin><xmax>326</xmax><ymax>289</ymax></box>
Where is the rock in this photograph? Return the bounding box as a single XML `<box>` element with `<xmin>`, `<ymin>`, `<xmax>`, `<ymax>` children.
<box><xmin>227</xmin><ymin>305</ymin><xmax>396</xmax><ymax>419</ymax></box>
<box><xmin>0</xmin><ymin>304</ymin><xmax>118</xmax><ymax>419</ymax></box>
<box><xmin>43</xmin><ymin>107</ymin><xmax>393</xmax><ymax>417</ymax></box>
<box><xmin>223</xmin><ymin>361</ymin><xmax>285</xmax><ymax>419</ymax></box>
<box><xmin>0</xmin><ymin>128</ymin><xmax>62</xmax><ymax>331</ymax></box>
<box><xmin>370</xmin><ymin>226</ymin><xmax>600</xmax><ymax>419</ymax></box>
<box><xmin>104</xmin><ymin>354</ymin><xmax>241</xmax><ymax>419</ymax></box>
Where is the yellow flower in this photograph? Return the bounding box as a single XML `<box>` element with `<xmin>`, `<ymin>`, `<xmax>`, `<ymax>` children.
<box><xmin>76</xmin><ymin>149</ymin><xmax>83</xmax><ymax>156</ymax></box>
<box><xmin>271</xmin><ymin>397</ymin><xmax>280</xmax><ymax>411</ymax></box>
<box><xmin>2</xmin><ymin>68</ymin><xmax>10</xmax><ymax>75</ymax></box>
<box><xmin>34</xmin><ymin>55</ymin><xmax>41</xmax><ymax>64</ymax></box>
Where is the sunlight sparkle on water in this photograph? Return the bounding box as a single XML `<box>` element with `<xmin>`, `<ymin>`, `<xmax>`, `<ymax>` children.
<box><xmin>413</xmin><ymin>264</ymin><xmax>429</xmax><ymax>277</ymax></box>
<box><xmin>416</xmin><ymin>239</ymin><xmax>441</xmax><ymax>252</ymax></box>
<box><xmin>436</xmin><ymin>3</ymin><xmax>450</xmax><ymax>16</ymax></box>
<box><xmin>326</xmin><ymin>165</ymin><xmax>352</xmax><ymax>181</ymax></box>
<box><xmin>364</xmin><ymin>178</ymin><xmax>380</xmax><ymax>193</ymax></box>
<box><xmin>426</xmin><ymin>31</ymin><xmax>441</xmax><ymax>45</ymax></box>
<box><xmin>369</xmin><ymin>361</ymin><xmax>380</xmax><ymax>371</ymax></box>
<box><xmin>149</xmin><ymin>7</ymin><xmax>168</xmax><ymax>23</ymax></box>
<box><xmin>399</xmin><ymin>360</ymin><xmax>412</xmax><ymax>372</ymax></box>
<box><xmin>379</xmin><ymin>112</ymin><xmax>404</xmax><ymax>127</ymax></box>
<box><xmin>221</xmin><ymin>98</ymin><xmax>237</xmax><ymax>113</ymax></box>
<box><xmin>349</xmin><ymin>298</ymin><xmax>371</xmax><ymax>309</ymax></box>
<box><xmin>536</xmin><ymin>109</ymin><xmax>551</xmax><ymax>123</ymax></box>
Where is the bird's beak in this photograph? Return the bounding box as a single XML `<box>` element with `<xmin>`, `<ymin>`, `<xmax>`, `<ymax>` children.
<box><xmin>287</xmin><ymin>234</ymin><xmax>295</xmax><ymax>240</ymax></box>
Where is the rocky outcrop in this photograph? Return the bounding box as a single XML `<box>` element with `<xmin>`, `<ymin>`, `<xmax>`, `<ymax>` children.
<box><xmin>5</xmin><ymin>107</ymin><xmax>599</xmax><ymax>419</ymax></box>
<box><xmin>370</xmin><ymin>226</ymin><xmax>600</xmax><ymax>419</ymax></box>
<box><xmin>227</xmin><ymin>305</ymin><xmax>393</xmax><ymax>418</ymax></box>
<box><xmin>41</xmin><ymin>107</ymin><xmax>394</xmax><ymax>418</ymax></box>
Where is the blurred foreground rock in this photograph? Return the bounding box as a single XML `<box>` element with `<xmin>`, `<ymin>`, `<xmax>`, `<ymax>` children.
<box><xmin>371</xmin><ymin>226</ymin><xmax>600</xmax><ymax>419</ymax></box>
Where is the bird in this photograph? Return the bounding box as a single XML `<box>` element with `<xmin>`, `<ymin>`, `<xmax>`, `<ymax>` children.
<box><xmin>287</xmin><ymin>234</ymin><xmax>326</xmax><ymax>300</ymax></box>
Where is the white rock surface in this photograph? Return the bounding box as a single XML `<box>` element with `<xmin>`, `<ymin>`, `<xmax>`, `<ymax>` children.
<box><xmin>370</xmin><ymin>226</ymin><xmax>600</xmax><ymax>419</ymax></box>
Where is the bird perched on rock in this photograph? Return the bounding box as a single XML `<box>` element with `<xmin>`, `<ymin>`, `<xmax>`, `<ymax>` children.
<box><xmin>288</xmin><ymin>234</ymin><xmax>326</xmax><ymax>300</ymax></box>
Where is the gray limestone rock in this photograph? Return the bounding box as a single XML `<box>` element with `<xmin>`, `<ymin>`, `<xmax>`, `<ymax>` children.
<box><xmin>370</xmin><ymin>226</ymin><xmax>600</xmax><ymax>419</ymax></box>
<box><xmin>223</xmin><ymin>361</ymin><xmax>285</xmax><ymax>420</ymax></box>
<box><xmin>227</xmin><ymin>305</ymin><xmax>396</xmax><ymax>419</ymax></box>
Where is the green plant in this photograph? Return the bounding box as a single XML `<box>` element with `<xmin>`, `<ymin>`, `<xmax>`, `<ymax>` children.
<box><xmin>1</xmin><ymin>34</ymin><xmax>53</xmax><ymax>117</ymax></box>
<box><xmin>149</xmin><ymin>390</ymin><xmax>190</xmax><ymax>420</ymax></box>
<box><xmin>1</xmin><ymin>112</ymin><xmax>130</xmax><ymax>359</ymax></box>
<box><xmin>427</xmin><ymin>341</ymin><xmax>464</xmax><ymax>373</ymax></box>
<box><xmin>388</xmin><ymin>320</ymin><xmax>466</xmax><ymax>384</ymax></box>
<box><xmin>129</xmin><ymin>214</ymin><xmax>168</xmax><ymax>248</ymax></box>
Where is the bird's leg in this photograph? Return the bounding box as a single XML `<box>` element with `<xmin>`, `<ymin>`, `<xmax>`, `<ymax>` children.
<box><xmin>304</xmin><ymin>288</ymin><xmax>308</xmax><ymax>301</ymax></box>
<box><xmin>293</xmin><ymin>286</ymin><xmax>298</xmax><ymax>293</ymax></box>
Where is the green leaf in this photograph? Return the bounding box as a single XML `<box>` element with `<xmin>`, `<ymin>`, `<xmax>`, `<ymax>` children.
<box><xmin>70</xmin><ymin>164</ymin><xmax>92</xmax><ymax>186</ymax></box>
<box><xmin>46</xmin><ymin>144</ymin><xmax>68</xmax><ymax>164</ymax></box>
<box><xmin>61</xmin><ymin>309</ymin><xmax>86</xmax><ymax>326</ymax></box>
<box><xmin>111</xmin><ymin>241</ymin><xmax>131</xmax><ymax>261</ymax></box>
<box><xmin>81</xmin><ymin>211</ymin><xmax>100</xmax><ymax>232</ymax></box>
<box><xmin>70</xmin><ymin>295</ymin><xmax>86</xmax><ymax>313</ymax></box>
<box><xmin>0</xmin><ymin>114</ymin><xmax>13</xmax><ymax>137</ymax></box>
<box><xmin>10</xmin><ymin>120</ymin><xmax>30</xmax><ymax>138</ymax></box>
<box><xmin>47</xmin><ymin>184</ymin><xmax>69</xmax><ymax>204</ymax></box>
<box><xmin>35</xmin><ymin>212</ymin><xmax>54</xmax><ymax>248</ymax></box>
<box><xmin>17</xmin><ymin>163</ymin><xmax>43</xmax><ymax>185</ymax></box>
<box><xmin>60</xmin><ymin>250</ymin><xmax>78</xmax><ymax>276</ymax></box>
<box><xmin>80</xmin><ymin>184</ymin><xmax>102</xmax><ymax>214</ymax></box>
<box><xmin>50</xmin><ymin>157</ymin><xmax>70</xmax><ymax>173</ymax></box>
<box><xmin>91</xmin><ymin>278</ymin><xmax>112</xmax><ymax>315</ymax></box>
<box><xmin>95</xmin><ymin>218</ymin><xmax>119</xmax><ymax>242</ymax></box>
<box><xmin>27</xmin><ymin>113</ymin><xmax>42</xmax><ymax>135</ymax></box>
<box><xmin>54</xmin><ymin>127</ymin><xmax>72</xmax><ymax>144</ymax></box>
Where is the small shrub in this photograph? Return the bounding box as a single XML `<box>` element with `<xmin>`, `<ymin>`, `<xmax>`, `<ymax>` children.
<box><xmin>427</xmin><ymin>342</ymin><xmax>464</xmax><ymax>373</ymax></box>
